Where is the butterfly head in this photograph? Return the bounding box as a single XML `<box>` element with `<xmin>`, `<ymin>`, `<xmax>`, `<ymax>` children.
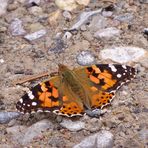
<box><xmin>58</xmin><ymin>64</ymin><xmax>77</xmax><ymax>84</ymax></box>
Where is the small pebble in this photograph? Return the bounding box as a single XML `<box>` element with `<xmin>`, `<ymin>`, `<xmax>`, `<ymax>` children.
<box><xmin>55</xmin><ymin>0</ymin><xmax>77</xmax><ymax>11</ymax></box>
<box><xmin>60</xmin><ymin>119</ymin><xmax>85</xmax><ymax>132</ymax></box>
<box><xmin>139</xmin><ymin>0</ymin><xmax>148</xmax><ymax>3</ymax></box>
<box><xmin>74</xmin><ymin>130</ymin><xmax>114</xmax><ymax>148</ymax></box>
<box><xmin>143</xmin><ymin>28</ymin><xmax>148</xmax><ymax>36</ymax></box>
<box><xmin>29</xmin><ymin>6</ymin><xmax>43</xmax><ymax>16</ymax></box>
<box><xmin>102</xmin><ymin>11</ymin><xmax>113</xmax><ymax>17</ymax></box>
<box><xmin>100</xmin><ymin>46</ymin><xmax>147</xmax><ymax>64</ymax></box>
<box><xmin>27</xmin><ymin>0</ymin><xmax>40</xmax><ymax>5</ymax></box>
<box><xmin>24</xmin><ymin>29</ymin><xmax>46</xmax><ymax>41</ymax></box>
<box><xmin>9</xmin><ymin>18</ymin><xmax>26</xmax><ymax>36</ymax></box>
<box><xmin>63</xmin><ymin>31</ymin><xmax>72</xmax><ymax>40</ymax></box>
<box><xmin>49</xmin><ymin>38</ymin><xmax>65</xmax><ymax>53</ymax></box>
<box><xmin>0</xmin><ymin>0</ymin><xmax>9</xmax><ymax>16</ymax></box>
<box><xmin>0</xmin><ymin>112</ymin><xmax>21</xmax><ymax>124</ymax></box>
<box><xmin>114</xmin><ymin>13</ymin><xmax>134</xmax><ymax>23</ymax></box>
<box><xmin>75</xmin><ymin>0</ymin><xmax>90</xmax><ymax>6</ymax></box>
<box><xmin>7</xmin><ymin>119</ymin><xmax>54</xmax><ymax>145</ymax></box>
<box><xmin>94</xmin><ymin>27</ymin><xmax>122</xmax><ymax>40</ymax></box>
<box><xmin>0</xmin><ymin>59</ymin><xmax>4</xmax><ymax>63</ymax></box>
<box><xmin>63</xmin><ymin>11</ymin><xmax>72</xmax><ymax>20</ymax></box>
<box><xmin>77</xmin><ymin>50</ymin><xmax>95</xmax><ymax>66</ymax></box>
<box><xmin>70</xmin><ymin>9</ymin><xmax>102</xmax><ymax>30</ymax></box>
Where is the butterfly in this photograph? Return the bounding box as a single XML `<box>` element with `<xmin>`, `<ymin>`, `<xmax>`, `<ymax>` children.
<box><xmin>16</xmin><ymin>64</ymin><xmax>136</xmax><ymax>117</ymax></box>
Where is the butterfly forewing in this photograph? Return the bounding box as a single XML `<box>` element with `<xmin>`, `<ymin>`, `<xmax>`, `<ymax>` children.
<box><xmin>83</xmin><ymin>64</ymin><xmax>136</xmax><ymax>92</ymax></box>
<box><xmin>16</xmin><ymin>76</ymin><xmax>62</xmax><ymax>113</ymax></box>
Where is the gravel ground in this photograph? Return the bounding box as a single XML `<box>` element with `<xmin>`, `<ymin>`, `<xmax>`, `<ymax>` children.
<box><xmin>0</xmin><ymin>0</ymin><xmax>148</xmax><ymax>147</ymax></box>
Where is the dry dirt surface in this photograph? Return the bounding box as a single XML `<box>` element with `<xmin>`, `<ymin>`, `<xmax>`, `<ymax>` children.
<box><xmin>0</xmin><ymin>0</ymin><xmax>148</xmax><ymax>147</ymax></box>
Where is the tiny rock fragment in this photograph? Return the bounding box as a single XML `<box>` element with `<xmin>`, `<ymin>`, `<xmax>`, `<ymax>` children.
<box><xmin>0</xmin><ymin>59</ymin><xmax>4</xmax><ymax>63</ymax></box>
<box><xmin>48</xmin><ymin>10</ymin><xmax>61</xmax><ymax>26</ymax></box>
<box><xmin>75</xmin><ymin>0</ymin><xmax>90</xmax><ymax>6</ymax></box>
<box><xmin>114</xmin><ymin>13</ymin><xmax>134</xmax><ymax>23</ymax></box>
<box><xmin>143</xmin><ymin>28</ymin><xmax>148</xmax><ymax>36</ymax></box>
<box><xmin>88</xmin><ymin>15</ymin><xmax>108</xmax><ymax>32</ymax></box>
<box><xmin>102</xmin><ymin>11</ymin><xmax>113</xmax><ymax>17</ymax></box>
<box><xmin>63</xmin><ymin>11</ymin><xmax>72</xmax><ymax>20</ymax></box>
<box><xmin>26</xmin><ymin>0</ymin><xmax>40</xmax><ymax>5</ymax></box>
<box><xmin>24</xmin><ymin>29</ymin><xmax>46</xmax><ymax>41</ymax></box>
<box><xmin>77</xmin><ymin>50</ymin><xmax>95</xmax><ymax>66</ymax></box>
<box><xmin>28</xmin><ymin>6</ymin><xmax>43</xmax><ymax>16</ymax></box>
<box><xmin>9</xmin><ymin>18</ymin><xmax>26</xmax><ymax>36</ymax></box>
<box><xmin>0</xmin><ymin>0</ymin><xmax>9</xmax><ymax>16</ymax></box>
<box><xmin>94</xmin><ymin>27</ymin><xmax>122</xmax><ymax>40</ymax></box>
<box><xmin>139</xmin><ymin>0</ymin><xmax>148</xmax><ymax>3</ymax></box>
<box><xmin>63</xmin><ymin>31</ymin><xmax>72</xmax><ymax>40</ymax></box>
<box><xmin>100</xmin><ymin>46</ymin><xmax>147</xmax><ymax>64</ymax></box>
<box><xmin>49</xmin><ymin>38</ymin><xmax>65</xmax><ymax>53</ymax></box>
<box><xmin>55</xmin><ymin>0</ymin><xmax>78</xmax><ymax>11</ymax></box>
<box><xmin>70</xmin><ymin>9</ymin><xmax>102</xmax><ymax>30</ymax></box>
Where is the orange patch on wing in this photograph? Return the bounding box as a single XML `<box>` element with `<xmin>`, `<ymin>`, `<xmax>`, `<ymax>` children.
<box><xmin>40</xmin><ymin>83</ymin><xmax>48</xmax><ymax>92</ymax></box>
<box><xmin>39</xmin><ymin>92</ymin><xmax>46</xmax><ymax>102</ymax></box>
<box><xmin>52</xmin><ymin>87</ymin><xmax>58</xmax><ymax>98</ymax></box>
<box><xmin>98</xmin><ymin>70</ymin><xmax>117</xmax><ymax>89</ymax></box>
<box><xmin>62</xmin><ymin>96</ymin><xmax>68</xmax><ymax>102</ymax></box>
<box><xmin>52</xmin><ymin>101</ymin><xmax>59</xmax><ymax>107</ymax></box>
<box><xmin>39</xmin><ymin>92</ymin><xmax>52</xmax><ymax>107</ymax></box>
<box><xmin>102</xmin><ymin>83</ymin><xmax>112</xmax><ymax>90</ymax></box>
<box><xmin>60</xmin><ymin>102</ymin><xmax>83</xmax><ymax>114</ymax></box>
<box><xmin>92</xmin><ymin>65</ymin><xmax>101</xmax><ymax>73</ymax></box>
<box><xmin>91</xmin><ymin>92</ymin><xmax>112</xmax><ymax>108</ymax></box>
<box><xmin>99</xmin><ymin>70</ymin><xmax>112</xmax><ymax>79</ymax></box>
<box><xmin>91</xmin><ymin>86</ymin><xmax>98</xmax><ymax>92</ymax></box>
<box><xmin>89</xmin><ymin>75</ymin><xmax>100</xmax><ymax>84</ymax></box>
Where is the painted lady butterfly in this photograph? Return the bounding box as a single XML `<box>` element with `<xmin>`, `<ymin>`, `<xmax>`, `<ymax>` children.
<box><xmin>16</xmin><ymin>64</ymin><xmax>136</xmax><ymax>117</ymax></box>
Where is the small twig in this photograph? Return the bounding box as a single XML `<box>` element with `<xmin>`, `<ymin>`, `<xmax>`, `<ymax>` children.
<box><xmin>12</xmin><ymin>72</ymin><xmax>49</xmax><ymax>85</ymax></box>
<box><xmin>102</xmin><ymin>0</ymin><xmax>116</xmax><ymax>3</ymax></box>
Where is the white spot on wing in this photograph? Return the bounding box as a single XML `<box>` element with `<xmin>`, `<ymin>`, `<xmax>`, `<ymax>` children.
<box><xmin>37</xmin><ymin>110</ymin><xmax>43</xmax><ymax>113</ymax></box>
<box><xmin>32</xmin><ymin>102</ymin><xmax>37</xmax><ymax>106</ymax></box>
<box><xmin>27</xmin><ymin>91</ymin><xmax>34</xmax><ymax>100</ymax></box>
<box><xmin>19</xmin><ymin>98</ymin><xmax>23</xmax><ymax>103</ymax></box>
<box><xmin>109</xmin><ymin>64</ymin><xmax>117</xmax><ymax>72</ymax></box>
<box><xmin>122</xmin><ymin>65</ymin><xmax>127</xmax><ymax>69</ymax></box>
<box><xmin>117</xmin><ymin>74</ymin><xmax>122</xmax><ymax>78</ymax></box>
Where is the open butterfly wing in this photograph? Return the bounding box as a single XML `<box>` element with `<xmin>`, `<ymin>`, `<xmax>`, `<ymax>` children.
<box><xmin>74</xmin><ymin>64</ymin><xmax>136</xmax><ymax>109</ymax></box>
<box><xmin>16</xmin><ymin>76</ymin><xmax>84</xmax><ymax>117</ymax></box>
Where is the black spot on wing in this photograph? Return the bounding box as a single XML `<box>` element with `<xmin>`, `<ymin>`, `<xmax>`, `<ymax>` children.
<box><xmin>31</xmin><ymin>84</ymin><xmax>43</xmax><ymax>98</ymax></box>
<box><xmin>92</xmin><ymin>71</ymin><xmax>99</xmax><ymax>77</ymax></box>
<box><xmin>87</xmin><ymin>67</ymin><xmax>93</xmax><ymax>72</ymax></box>
<box><xmin>100</xmin><ymin>79</ymin><xmax>105</xmax><ymax>86</ymax></box>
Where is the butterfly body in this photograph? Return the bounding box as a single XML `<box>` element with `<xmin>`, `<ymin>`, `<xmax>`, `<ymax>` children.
<box><xmin>16</xmin><ymin>64</ymin><xmax>136</xmax><ymax>117</ymax></box>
